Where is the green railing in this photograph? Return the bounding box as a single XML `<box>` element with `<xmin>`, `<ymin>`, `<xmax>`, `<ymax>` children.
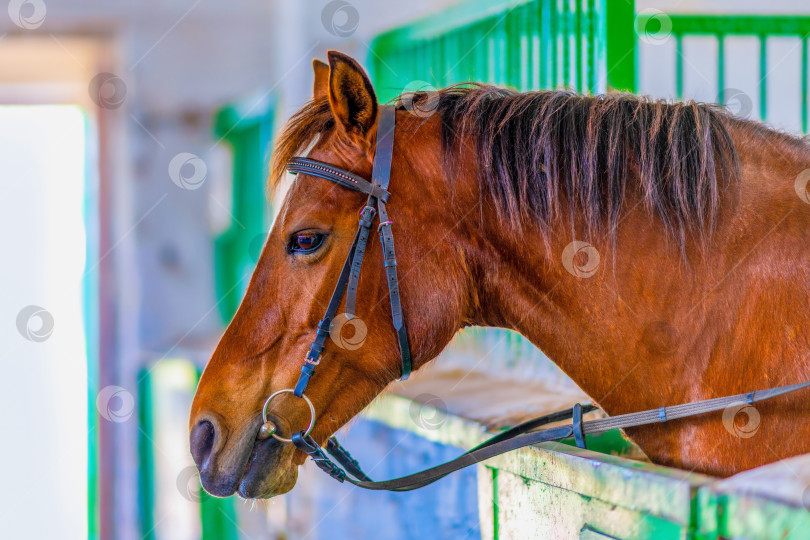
<box><xmin>636</xmin><ymin>14</ymin><xmax>810</xmax><ymax>132</ymax></box>
<box><xmin>213</xmin><ymin>96</ymin><xmax>275</xmax><ymax>323</ymax></box>
<box><xmin>369</xmin><ymin>0</ymin><xmax>637</xmax><ymax>101</ymax></box>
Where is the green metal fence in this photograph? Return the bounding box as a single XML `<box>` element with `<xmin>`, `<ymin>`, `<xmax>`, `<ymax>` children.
<box><xmin>369</xmin><ymin>0</ymin><xmax>637</xmax><ymax>101</ymax></box>
<box><xmin>635</xmin><ymin>14</ymin><xmax>810</xmax><ymax>132</ymax></box>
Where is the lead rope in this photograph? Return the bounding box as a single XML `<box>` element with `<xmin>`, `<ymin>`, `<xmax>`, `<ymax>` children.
<box><xmin>291</xmin><ymin>380</ymin><xmax>810</xmax><ymax>491</ymax></box>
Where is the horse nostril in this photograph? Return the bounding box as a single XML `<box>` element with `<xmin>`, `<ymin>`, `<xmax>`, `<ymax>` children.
<box><xmin>190</xmin><ymin>419</ymin><xmax>216</xmax><ymax>468</ymax></box>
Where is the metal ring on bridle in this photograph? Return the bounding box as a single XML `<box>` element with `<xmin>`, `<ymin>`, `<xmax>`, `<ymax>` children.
<box><xmin>261</xmin><ymin>389</ymin><xmax>316</xmax><ymax>443</ymax></box>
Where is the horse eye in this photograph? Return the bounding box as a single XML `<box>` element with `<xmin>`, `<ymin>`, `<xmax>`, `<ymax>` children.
<box><xmin>288</xmin><ymin>232</ymin><xmax>325</xmax><ymax>254</ymax></box>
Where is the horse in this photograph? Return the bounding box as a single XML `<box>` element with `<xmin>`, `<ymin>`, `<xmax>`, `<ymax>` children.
<box><xmin>189</xmin><ymin>51</ymin><xmax>810</xmax><ymax>499</ymax></box>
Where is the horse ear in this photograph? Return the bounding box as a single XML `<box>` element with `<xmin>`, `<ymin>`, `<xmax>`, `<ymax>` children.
<box><xmin>327</xmin><ymin>50</ymin><xmax>377</xmax><ymax>135</ymax></box>
<box><xmin>312</xmin><ymin>59</ymin><xmax>329</xmax><ymax>100</ymax></box>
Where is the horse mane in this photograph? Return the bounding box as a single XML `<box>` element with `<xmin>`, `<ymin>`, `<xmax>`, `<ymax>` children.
<box><xmin>271</xmin><ymin>84</ymin><xmax>745</xmax><ymax>250</ymax></box>
<box><xmin>432</xmin><ymin>85</ymin><xmax>742</xmax><ymax>250</ymax></box>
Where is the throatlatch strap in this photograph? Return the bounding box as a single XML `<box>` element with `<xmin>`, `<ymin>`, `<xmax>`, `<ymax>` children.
<box><xmin>372</xmin><ymin>105</ymin><xmax>411</xmax><ymax>379</ymax></box>
<box><xmin>371</xmin><ymin>106</ymin><xmax>396</xmax><ymax>190</ymax></box>
<box><xmin>377</xmin><ymin>198</ymin><xmax>411</xmax><ymax>379</ymax></box>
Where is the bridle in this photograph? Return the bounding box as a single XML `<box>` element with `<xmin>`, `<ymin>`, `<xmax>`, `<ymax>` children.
<box><xmin>286</xmin><ymin>104</ymin><xmax>411</xmax><ymax>390</ymax></box>
<box><xmin>257</xmin><ymin>103</ymin><xmax>810</xmax><ymax>491</ymax></box>
<box><xmin>257</xmin><ymin>104</ymin><xmax>410</xmax><ymax>442</ymax></box>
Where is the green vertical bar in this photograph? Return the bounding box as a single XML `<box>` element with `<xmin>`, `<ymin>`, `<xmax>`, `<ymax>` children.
<box><xmin>802</xmin><ymin>37</ymin><xmax>808</xmax><ymax>133</ymax></box>
<box><xmin>440</xmin><ymin>34</ymin><xmax>449</xmax><ymax>87</ymax></box>
<box><xmin>213</xmin><ymin>101</ymin><xmax>274</xmax><ymax>323</ymax></box>
<box><xmin>498</xmin><ymin>17</ymin><xmax>507</xmax><ymax>86</ymax></box>
<box><xmin>517</xmin><ymin>6</ymin><xmax>529</xmax><ymax>91</ymax></box>
<box><xmin>530</xmin><ymin>1</ymin><xmax>540</xmax><ymax>89</ymax></box>
<box><xmin>675</xmin><ymin>33</ymin><xmax>684</xmax><ymax>98</ymax></box>
<box><xmin>760</xmin><ymin>35</ymin><xmax>768</xmax><ymax>120</ymax></box>
<box><xmin>587</xmin><ymin>0</ymin><xmax>596</xmax><ymax>93</ymax></box>
<box><xmin>562</xmin><ymin>0</ymin><xmax>570</xmax><ymax>87</ymax></box>
<box><xmin>443</xmin><ymin>32</ymin><xmax>453</xmax><ymax>86</ymax></box>
<box><xmin>476</xmin><ymin>22</ymin><xmax>486</xmax><ymax>82</ymax></box>
<box><xmin>717</xmin><ymin>34</ymin><xmax>725</xmax><ymax>104</ymax></box>
<box><xmin>200</xmin><ymin>491</ymin><xmax>239</xmax><ymax>540</ymax></box>
<box><xmin>575</xmin><ymin>0</ymin><xmax>583</xmax><ymax>92</ymax></box>
<box><xmin>541</xmin><ymin>0</ymin><xmax>552</xmax><ymax>88</ymax></box>
<box><xmin>548</xmin><ymin>0</ymin><xmax>560</xmax><ymax>88</ymax></box>
<box><xmin>605</xmin><ymin>0</ymin><xmax>636</xmax><ymax>91</ymax></box>
<box><xmin>137</xmin><ymin>370</ymin><xmax>156</xmax><ymax>540</ymax></box>
<box><xmin>492</xmin><ymin>467</ymin><xmax>500</xmax><ymax>540</ymax></box>
<box><xmin>505</xmin><ymin>9</ymin><xmax>520</xmax><ymax>88</ymax></box>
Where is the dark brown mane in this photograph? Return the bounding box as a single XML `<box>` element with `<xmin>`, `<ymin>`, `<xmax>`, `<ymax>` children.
<box><xmin>272</xmin><ymin>84</ymin><xmax>745</xmax><ymax>250</ymax></box>
<box><xmin>433</xmin><ymin>85</ymin><xmax>742</xmax><ymax>250</ymax></box>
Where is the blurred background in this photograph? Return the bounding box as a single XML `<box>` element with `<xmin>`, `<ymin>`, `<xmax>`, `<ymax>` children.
<box><xmin>2</xmin><ymin>0</ymin><xmax>809</xmax><ymax>539</ymax></box>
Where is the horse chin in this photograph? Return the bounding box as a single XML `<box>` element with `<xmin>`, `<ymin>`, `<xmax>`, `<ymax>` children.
<box><xmin>236</xmin><ymin>437</ymin><xmax>298</xmax><ymax>499</ymax></box>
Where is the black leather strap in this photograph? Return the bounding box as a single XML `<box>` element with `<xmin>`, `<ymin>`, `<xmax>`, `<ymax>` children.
<box><xmin>572</xmin><ymin>403</ymin><xmax>586</xmax><ymax>449</ymax></box>
<box><xmin>369</xmin><ymin>105</ymin><xmax>411</xmax><ymax>379</ymax></box>
<box><xmin>376</xmin><ymin>198</ymin><xmax>411</xmax><ymax>379</ymax></box>
<box><xmin>294</xmin><ymin>227</ymin><xmax>361</xmax><ymax>397</ymax></box>
<box><xmin>291</xmin><ymin>432</ymin><xmax>346</xmax><ymax>482</ymax></box>
<box><xmin>326</xmin><ymin>437</ymin><xmax>373</xmax><ymax>482</ymax></box>
<box><xmin>292</xmin><ymin>380</ymin><xmax>810</xmax><ymax>492</ymax></box>
<box><xmin>290</xmin><ymin>104</ymin><xmax>412</xmax><ymax>398</ymax></box>
<box><xmin>345</xmin><ymin>206</ymin><xmax>375</xmax><ymax>318</ymax></box>
<box><xmin>288</xmin><ymin>158</ymin><xmax>390</xmax><ymax>201</ymax></box>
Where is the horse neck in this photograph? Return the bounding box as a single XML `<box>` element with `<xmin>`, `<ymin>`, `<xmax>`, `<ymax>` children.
<box><xmin>463</xmin><ymin>202</ymin><xmax>699</xmax><ymax>413</ymax></box>
<box><xmin>457</xmin><ymin>120</ymin><xmax>810</xmax><ymax>417</ymax></box>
